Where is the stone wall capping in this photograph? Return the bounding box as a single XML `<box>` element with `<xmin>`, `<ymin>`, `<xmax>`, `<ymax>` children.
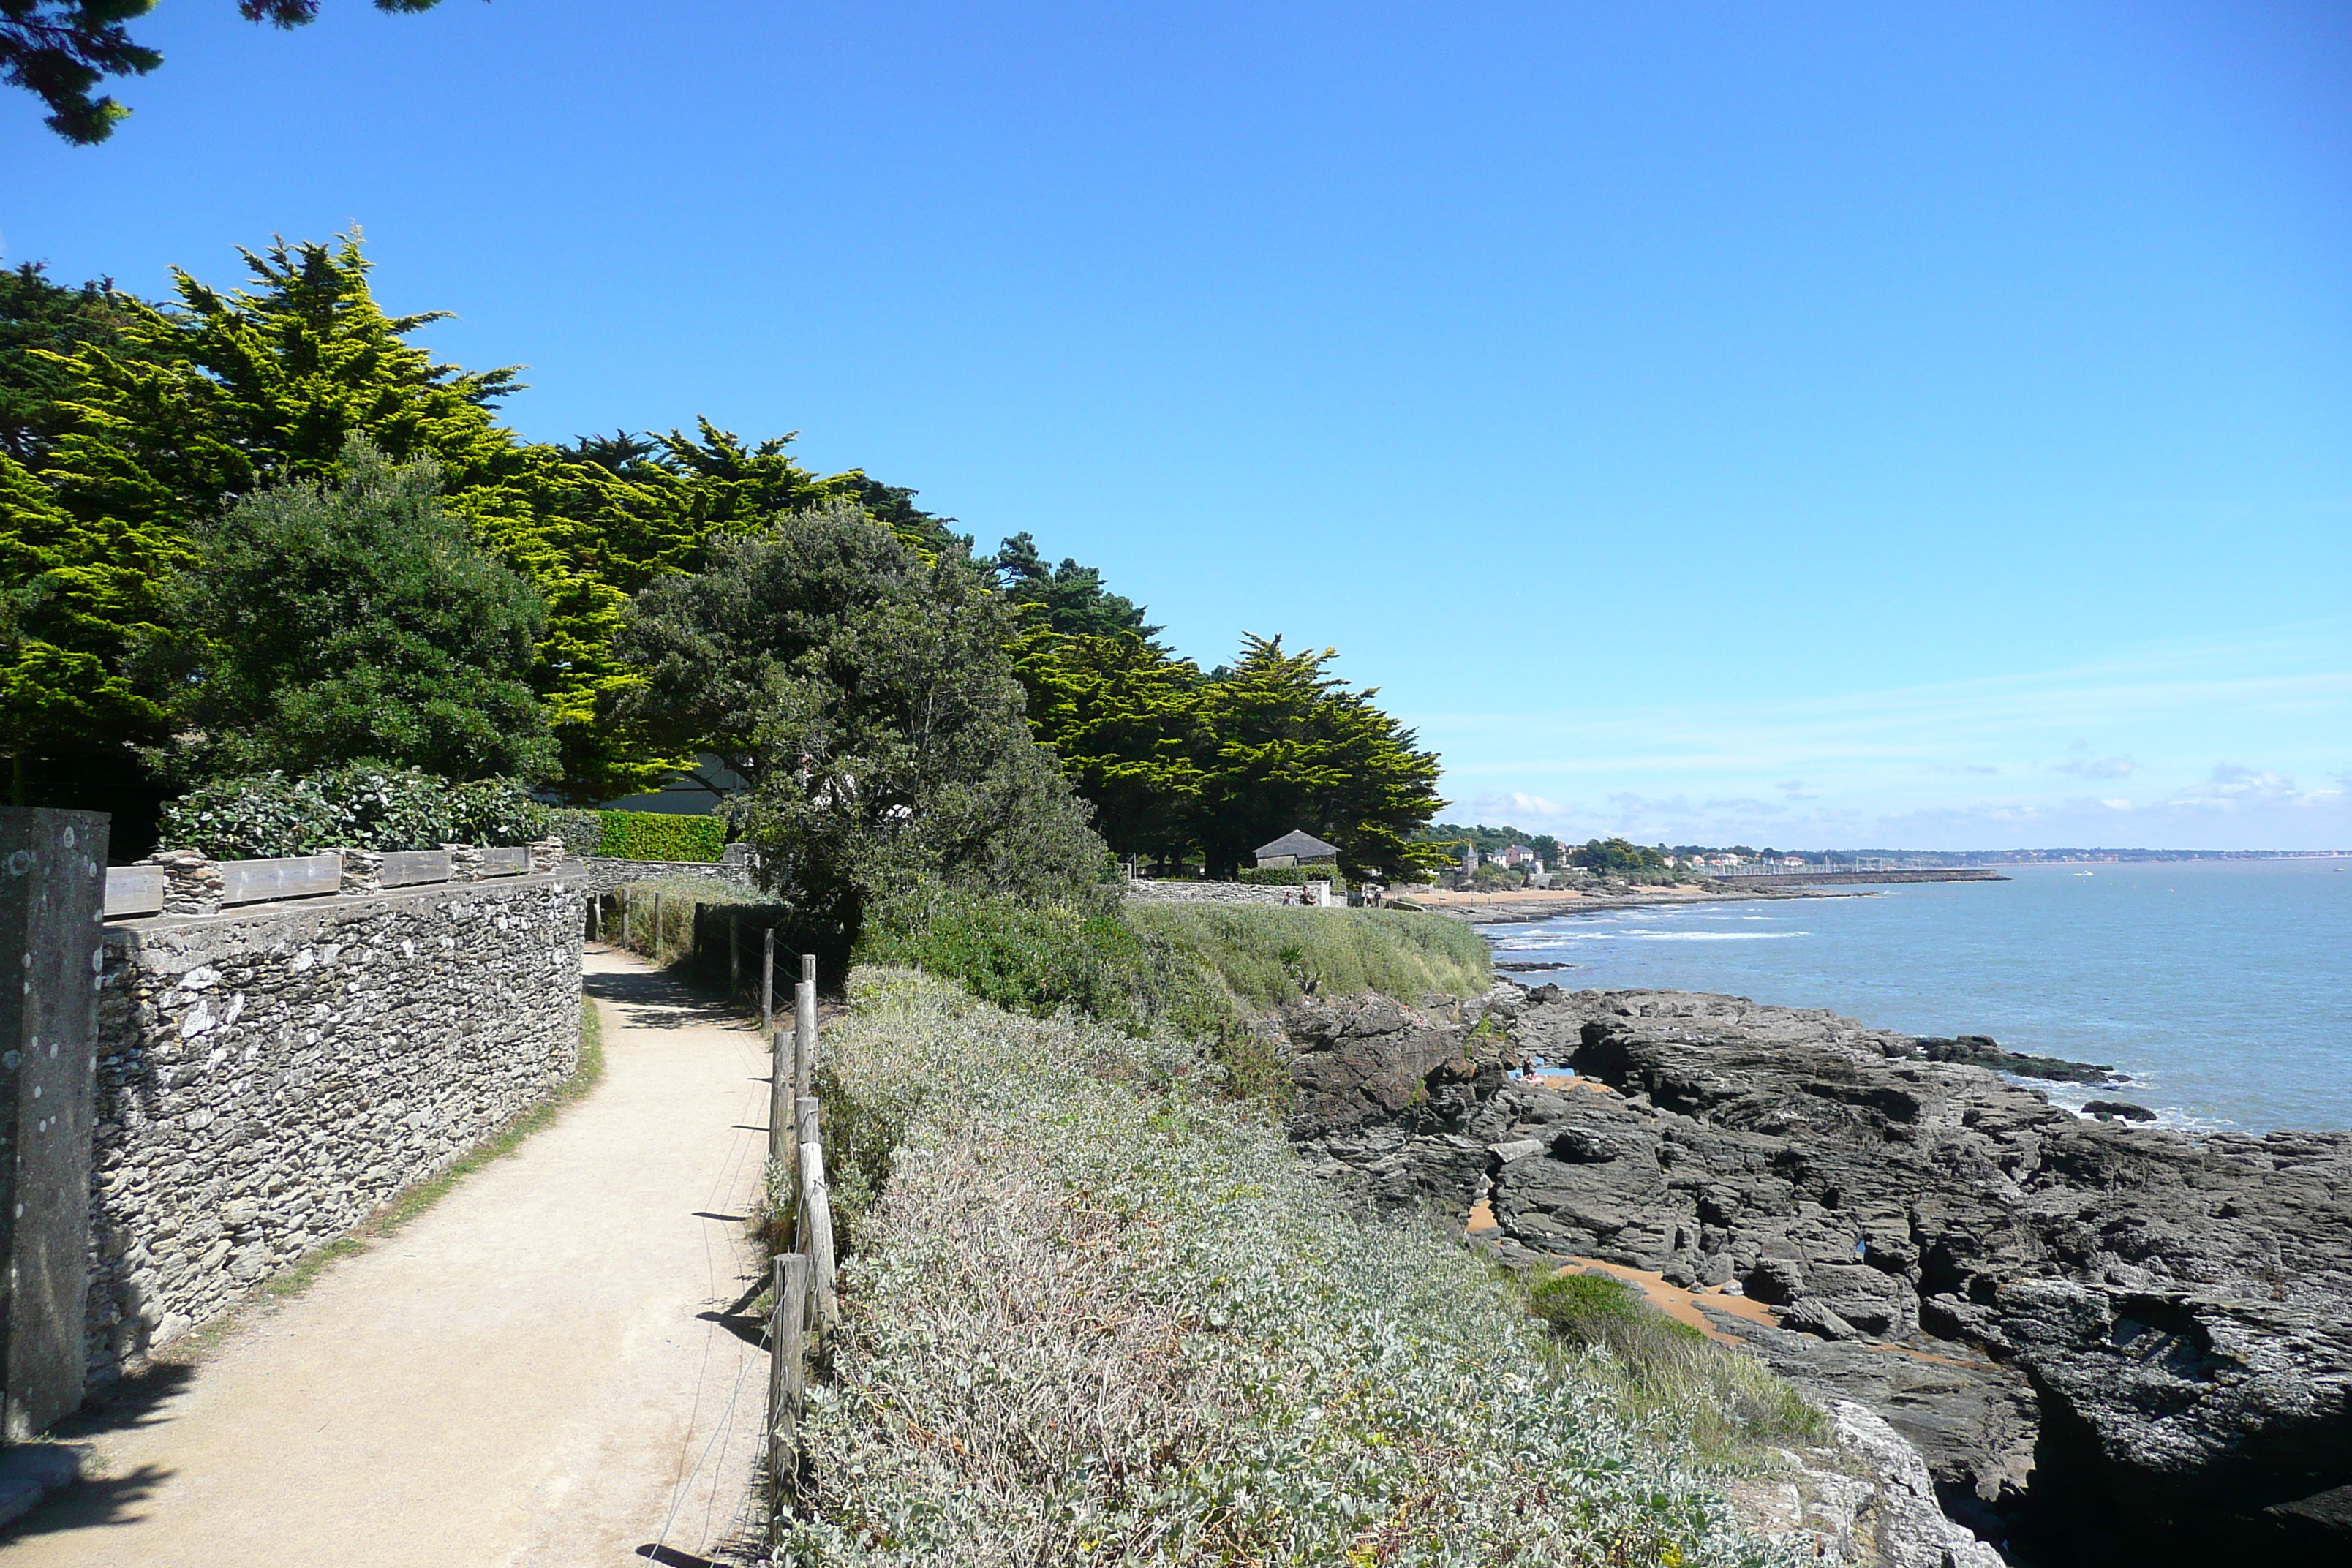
<box><xmin>113</xmin><ymin>844</ymin><xmax>586</xmax><ymax>921</ymax></box>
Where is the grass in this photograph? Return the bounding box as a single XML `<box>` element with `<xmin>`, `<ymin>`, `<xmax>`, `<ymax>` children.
<box><xmin>1122</xmin><ymin>901</ymin><xmax>1492</xmax><ymax>1010</ymax></box>
<box><xmin>779</xmin><ymin>969</ymin><xmax>1785</xmax><ymax>1567</ymax></box>
<box><xmin>162</xmin><ymin>995</ymin><xmax>607</xmax><ymax>1363</ymax></box>
<box><xmin>1520</xmin><ymin>1271</ymin><xmax>1825</xmax><ymax>1462</ymax></box>
<box><xmin>604</xmin><ymin>875</ymin><xmax>776</xmax><ymax>969</ymax></box>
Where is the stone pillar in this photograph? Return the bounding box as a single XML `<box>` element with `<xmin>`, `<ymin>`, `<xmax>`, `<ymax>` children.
<box><xmin>0</xmin><ymin>808</ymin><xmax>109</xmax><ymax>1442</ymax></box>
<box><xmin>144</xmin><ymin>849</ymin><xmax>221</xmax><ymax>916</ymax></box>
<box><xmin>333</xmin><ymin>848</ymin><xmax>385</xmax><ymax>895</ymax></box>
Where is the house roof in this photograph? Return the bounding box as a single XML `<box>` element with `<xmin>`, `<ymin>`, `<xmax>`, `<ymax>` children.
<box><xmin>1255</xmin><ymin>829</ymin><xmax>1341</xmax><ymax>859</ymax></box>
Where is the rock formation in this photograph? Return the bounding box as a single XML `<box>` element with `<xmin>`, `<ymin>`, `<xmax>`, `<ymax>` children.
<box><xmin>1280</xmin><ymin>984</ymin><xmax>2352</xmax><ymax>1565</ymax></box>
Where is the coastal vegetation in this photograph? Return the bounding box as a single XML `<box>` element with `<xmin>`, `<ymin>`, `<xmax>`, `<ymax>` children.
<box><xmin>786</xmin><ymin>967</ymin><xmax>1782</xmax><ymax>1567</ymax></box>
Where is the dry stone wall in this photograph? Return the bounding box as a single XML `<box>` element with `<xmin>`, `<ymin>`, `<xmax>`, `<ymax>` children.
<box><xmin>88</xmin><ymin>865</ymin><xmax>585</xmax><ymax>1381</ymax></box>
<box><xmin>581</xmin><ymin>843</ymin><xmax>760</xmax><ymax>897</ymax></box>
<box><xmin>1121</xmin><ymin>878</ymin><xmax>1296</xmax><ymax>906</ymax></box>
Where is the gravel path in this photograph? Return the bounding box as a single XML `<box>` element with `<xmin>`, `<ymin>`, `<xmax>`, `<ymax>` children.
<box><xmin>2</xmin><ymin>947</ymin><xmax>774</xmax><ymax>1567</ymax></box>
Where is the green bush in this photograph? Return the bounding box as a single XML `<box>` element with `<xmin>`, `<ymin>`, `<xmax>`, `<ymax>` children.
<box><xmin>156</xmin><ymin>766</ymin><xmax>548</xmax><ymax>859</ymax></box>
<box><xmin>1524</xmin><ymin>1270</ymin><xmax>1825</xmax><ymax>1458</ymax></box>
<box><xmin>545</xmin><ymin>807</ymin><xmax>603</xmax><ymax>859</ymax></box>
<box><xmin>855</xmin><ymin>884</ymin><xmax>1226</xmax><ymax>1040</ymax></box>
<box><xmin>595</xmin><ymin>809</ymin><xmax>723</xmax><ymax>862</ymax></box>
<box><xmin>1123</xmin><ymin>902</ymin><xmax>1490</xmax><ymax>1009</ymax></box>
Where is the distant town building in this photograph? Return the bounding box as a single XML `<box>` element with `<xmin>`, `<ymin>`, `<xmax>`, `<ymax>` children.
<box><xmin>1254</xmin><ymin>829</ymin><xmax>1342</xmax><ymax>868</ymax></box>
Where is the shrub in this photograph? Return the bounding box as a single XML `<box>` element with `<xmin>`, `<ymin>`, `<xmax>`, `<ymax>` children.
<box><xmin>855</xmin><ymin>883</ymin><xmax>1226</xmax><ymax>1040</ymax></box>
<box><xmin>781</xmin><ymin>969</ymin><xmax>1767</xmax><ymax>1567</ymax></box>
<box><xmin>1524</xmin><ymin>1270</ymin><xmax>1826</xmax><ymax>1459</ymax></box>
<box><xmin>156</xmin><ymin>766</ymin><xmax>548</xmax><ymax>859</ymax></box>
<box><xmin>545</xmin><ymin>807</ymin><xmax>603</xmax><ymax>859</ymax></box>
<box><xmin>595</xmin><ymin>809</ymin><xmax>724</xmax><ymax>862</ymax></box>
<box><xmin>1123</xmin><ymin>902</ymin><xmax>1490</xmax><ymax>1009</ymax></box>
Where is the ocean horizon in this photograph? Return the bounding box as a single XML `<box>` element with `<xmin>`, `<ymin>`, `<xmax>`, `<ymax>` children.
<box><xmin>1481</xmin><ymin>856</ymin><xmax>2352</xmax><ymax>1135</ymax></box>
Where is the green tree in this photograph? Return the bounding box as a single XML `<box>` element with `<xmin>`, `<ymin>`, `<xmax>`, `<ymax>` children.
<box><xmin>1569</xmin><ymin>837</ymin><xmax>1665</xmax><ymax>873</ymax></box>
<box><xmin>12</xmin><ymin>232</ymin><xmax>889</xmax><ymax>801</ymax></box>
<box><xmin>0</xmin><ymin>448</ymin><xmax>168</xmax><ymax>801</ymax></box>
<box><xmin>993</xmin><ymin>532</ymin><xmax>1160</xmax><ymax>639</ymax></box>
<box><xmin>630</xmin><ymin>502</ymin><xmax>1106</xmax><ymax>938</ymax></box>
<box><xmin>1006</xmin><ymin>622</ymin><xmax>1204</xmax><ymax>864</ymax></box>
<box><xmin>615</xmin><ymin>499</ymin><xmax>938</xmax><ymax>793</ymax></box>
<box><xmin>150</xmin><ymin>436</ymin><xmax>556</xmax><ymax>783</ymax></box>
<box><xmin>1189</xmin><ymin>634</ymin><xmax>1446</xmax><ymax>882</ymax></box>
<box><xmin>2</xmin><ymin>1</ymin><xmax>445</xmax><ymax>145</ymax></box>
<box><xmin>0</xmin><ymin>262</ymin><xmax>153</xmax><ymax>464</ymax></box>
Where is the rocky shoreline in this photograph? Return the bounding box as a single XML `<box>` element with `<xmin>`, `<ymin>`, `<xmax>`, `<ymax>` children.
<box><xmin>1275</xmin><ymin>983</ymin><xmax>2352</xmax><ymax>1566</ymax></box>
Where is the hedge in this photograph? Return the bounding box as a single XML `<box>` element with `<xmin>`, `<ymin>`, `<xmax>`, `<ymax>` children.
<box><xmin>594</xmin><ymin>809</ymin><xmax>725</xmax><ymax>862</ymax></box>
<box><xmin>157</xmin><ymin>767</ymin><xmax>549</xmax><ymax>859</ymax></box>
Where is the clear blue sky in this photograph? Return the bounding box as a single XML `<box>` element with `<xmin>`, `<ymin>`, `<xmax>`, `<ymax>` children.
<box><xmin>5</xmin><ymin>1</ymin><xmax>2346</xmax><ymax>849</ymax></box>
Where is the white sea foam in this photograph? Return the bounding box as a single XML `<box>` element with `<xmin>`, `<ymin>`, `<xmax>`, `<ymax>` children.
<box><xmin>1623</xmin><ymin>930</ymin><xmax>1809</xmax><ymax>942</ymax></box>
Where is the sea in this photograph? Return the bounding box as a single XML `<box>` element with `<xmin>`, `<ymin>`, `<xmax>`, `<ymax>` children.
<box><xmin>1481</xmin><ymin>858</ymin><xmax>2352</xmax><ymax>1134</ymax></box>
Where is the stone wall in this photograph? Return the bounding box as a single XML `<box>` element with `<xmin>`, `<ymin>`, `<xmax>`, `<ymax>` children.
<box><xmin>581</xmin><ymin>843</ymin><xmax>759</xmax><ymax>897</ymax></box>
<box><xmin>1122</xmin><ymin>878</ymin><xmax>1297</xmax><ymax>906</ymax></box>
<box><xmin>88</xmin><ymin>864</ymin><xmax>585</xmax><ymax>1380</ymax></box>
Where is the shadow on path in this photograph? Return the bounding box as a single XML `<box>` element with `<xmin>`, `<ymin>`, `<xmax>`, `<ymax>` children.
<box><xmin>586</xmin><ymin>955</ymin><xmax>760</xmax><ymax>1034</ymax></box>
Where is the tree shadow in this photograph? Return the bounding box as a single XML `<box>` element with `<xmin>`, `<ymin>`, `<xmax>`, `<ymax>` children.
<box><xmin>586</xmin><ymin>964</ymin><xmax>760</xmax><ymax>1033</ymax></box>
<box><xmin>0</xmin><ymin>1463</ymin><xmax>173</xmax><ymax>1539</ymax></box>
<box><xmin>0</xmin><ymin>1358</ymin><xmax>203</xmax><ymax>1537</ymax></box>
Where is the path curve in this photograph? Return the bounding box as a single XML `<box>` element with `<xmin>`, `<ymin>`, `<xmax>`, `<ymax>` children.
<box><xmin>3</xmin><ymin>948</ymin><xmax>772</xmax><ymax>1567</ymax></box>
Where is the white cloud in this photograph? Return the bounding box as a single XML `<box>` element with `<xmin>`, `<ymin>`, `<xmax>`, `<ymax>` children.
<box><xmin>1406</xmin><ymin>621</ymin><xmax>2352</xmax><ymax>849</ymax></box>
<box><xmin>2055</xmin><ymin>755</ymin><xmax>2136</xmax><ymax>780</ymax></box>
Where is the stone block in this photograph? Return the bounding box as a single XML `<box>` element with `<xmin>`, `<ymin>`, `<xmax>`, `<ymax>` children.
<box><xmin>219</xmin><ymin>854</ymin><xmax>342</xmax><ymax>908</ymax></box>
<box><xmin>0</xmin><ymin>807</ymin><xmax>109</xmax><ymax>1441</ymax></box>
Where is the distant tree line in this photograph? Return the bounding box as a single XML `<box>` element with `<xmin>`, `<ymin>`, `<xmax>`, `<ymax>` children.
<box><xmin>1</xmin><ymin>238</ymin><xmax>1447</xmax><ymax>910</ymax></box>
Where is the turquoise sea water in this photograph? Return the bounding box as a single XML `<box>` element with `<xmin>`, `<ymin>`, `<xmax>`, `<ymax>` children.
<box><xmin>1482</xmin><ymin>858</ymin><xmax>2352</xmax><ymax>1134</ymax></box>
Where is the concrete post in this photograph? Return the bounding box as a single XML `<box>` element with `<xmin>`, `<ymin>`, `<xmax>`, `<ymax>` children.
<box><xmin>0</xmin><ymin>808</ymin><xmax>109</xmax><ymax>1442</ymax></box>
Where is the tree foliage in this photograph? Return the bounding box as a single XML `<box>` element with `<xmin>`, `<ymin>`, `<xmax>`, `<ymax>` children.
<box><xmin>1570</xmin><ymin>837</ymin><xmax>1667</xmax><ymax>872</ymax></box>
<box><xmin>629</xmin><ymin>502</ymin><xmax>1108</xmax><ymax>936</ymax></box>
<box><xmin>151</xmin><ymin>436</ymin><xmax>557</xmax><ymax>783</ymax></box>
<box><xmin>993</xmin><ymin>531</ymin><xmax>1159</xmax><ymax>640</ymax></box>
<box><xmin>1009</xmin><ymin>616</ymin><xmax>1447</xmax><ymax>881</ymax></box>
<box><xmin>5</xmin><ymin>228</ymin><xmax>1453</xmax><ymax>891</ymax></box>
<box><xmin>4</xmin><ymin>233</ymin><xmax>890</xmax><ymax>802</ymax></box>
<box><xmin>1</xmin><ymin>1</ymin><xmax>445</xmax><ymax>145</ymax></box>
<box><xmin>1190</xmin><ymin>635</ymin><xmax>1447</xmax><ymax>881</ymax></box>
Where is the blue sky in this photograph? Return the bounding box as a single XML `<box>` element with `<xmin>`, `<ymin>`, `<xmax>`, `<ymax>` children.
<box><xmin>4</xmin><ymin>1</ymin><xmax>2346</xmax><ymax>849</ymax></box>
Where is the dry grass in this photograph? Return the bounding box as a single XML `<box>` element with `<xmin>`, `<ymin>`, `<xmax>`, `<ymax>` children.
<box><xmin>1122</xmin><ymin>902</ymin><xmax>1491</xmax><ymax>1011</ymax></box>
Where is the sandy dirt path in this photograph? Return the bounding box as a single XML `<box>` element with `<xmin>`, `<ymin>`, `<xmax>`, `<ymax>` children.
<box><xmin>2</xmin><ymin>948</ymin><xmax>774</xmax><ymax>1568</ymax></box>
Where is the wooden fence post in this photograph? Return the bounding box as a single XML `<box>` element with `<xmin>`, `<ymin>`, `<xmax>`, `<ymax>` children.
<box><xmin>794</xmin><ymin>954</ymin><xmax>817</xmax><ymax>1101</ymax></box>
<box><xmin>762</xmin><ymin>927</ymin><xmax>776</xmax><ymax>1030</ymax></box>
<box><xmin>622</xmin><ymin>888</ymin><xmax>633</xmax><ymax>948</ymax></box>
<box><xmin>589</xmin><ymin>892</ymin><xmax>600</xmax><ymax>942</ymax></box>
<box><xmin>769</xmin><ymin>1028</ymin><xmax>793</xmax><ymax>1170</ymax></box>
<box><xmin>800</xmin><ymin>1130</ymin><xmax>838</xmax><ymax>1335</ymax></box>
<box><xmin>768</xmin><ymin>1252</ymin><xmax>809</xmax><ymax>1502</ymax></box>
<box><xmin>651</xmin><ymin>890</ymin><xmax>663</xmax><ymax>962</ymax></box>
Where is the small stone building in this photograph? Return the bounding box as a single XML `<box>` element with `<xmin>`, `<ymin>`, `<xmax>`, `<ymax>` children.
<box><xmin>1254</xmin><ymin>829</ymin><xmax>1341</xmax><ymax>869</ymax></box>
